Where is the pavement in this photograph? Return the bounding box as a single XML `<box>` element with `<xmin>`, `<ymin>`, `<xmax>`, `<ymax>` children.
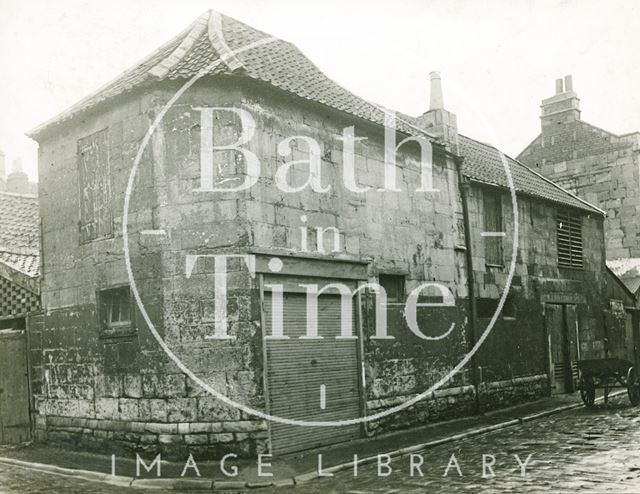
<box><xmin>0</xmin><ymin>390</ymin><xmax>631</xmax><ymax>491</ymax></box>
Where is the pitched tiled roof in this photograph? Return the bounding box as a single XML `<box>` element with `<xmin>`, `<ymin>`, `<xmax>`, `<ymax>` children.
<box><xmin>29</xmin><ymin>10</ymin><xmax>600</xmax><ymax>216</ymax></box>
<box><xmin>0</xmin><ymin>192</ymin><xmax>40</xmax><ymax>277</ymax></box>
<box><xmin>458</xmin><ymin>135</ymin><xmax>603</xmax><ymax>214</ymax></box>
<box><xmin>29</xmin><ymin>10</ymin><xmax>430</xmax><ymax>140</ymax></box>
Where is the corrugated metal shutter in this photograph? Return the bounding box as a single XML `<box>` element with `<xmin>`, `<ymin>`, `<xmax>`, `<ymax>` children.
<box><xmin>263</xmin><ymin>291</ymin><xmax>362</xmax><ymax>455</ymax></box>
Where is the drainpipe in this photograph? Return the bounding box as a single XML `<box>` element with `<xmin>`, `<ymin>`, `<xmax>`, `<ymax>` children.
<box><xmin>455</xmin><ymin>156</ymin><xmax>481</xmax><ymax>413</ymax></box>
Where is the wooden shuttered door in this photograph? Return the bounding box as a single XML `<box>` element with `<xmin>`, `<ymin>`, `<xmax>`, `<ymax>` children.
<box><xmin>263</xmin><ymin>286</ymin><xmax>362</xmax><ymax>455</ymax></box>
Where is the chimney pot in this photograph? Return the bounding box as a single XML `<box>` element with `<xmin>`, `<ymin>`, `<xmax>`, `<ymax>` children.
<box><xmin>564</xmin><ymin>75</ymin><xmax>573</xmax><ymax>92</ymax></box>
<box><xmin>429</xmin><ymin>71</ymin><xmax>444</xmax><ymax>110</ymax></box>
<box><xmin>11</xmin><ymin>157</ymin><xmax>23</xmax><ymax>174</ymax></box>
<box><xmin>555</xmin><ymin>78</ymin><xmax>564</xmax><ymax>94</ymax></box>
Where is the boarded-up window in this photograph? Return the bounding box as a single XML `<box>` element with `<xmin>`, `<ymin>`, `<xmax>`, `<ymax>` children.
<box><xmin>477</xmin><ymin>298</ymin><xmax>498</xmax><ymax>319</ymax></box>
<box><xmin>557</xmin><ymin>210</ymin><xmax>583</xmax><ymax>269</ymax></box>
<box><xmin>379</xmin><ymin>274</ymin><xmax>405</xmax><ymax>334</ymax></box>
<box><xmin>483</xmin><ymin>189</ymin><xmax>503</xmax><ymax>266</ymax></box>
<box><xmin>78</xmin><ymin>129</ymin><xmax>112</xmax><ymax>242</ymax></box>
<box><xmin>379</xmin><ymin>274</ymin><xmax>405</xmax><ymax>302</ymax></box>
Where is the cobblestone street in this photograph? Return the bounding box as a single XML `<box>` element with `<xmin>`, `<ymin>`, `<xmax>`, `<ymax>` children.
<box><xmin>0</xmin><ymin>396</ymin><xmax>638</xmax><ymax>493</ymax></box>
<box><xmin>0</xmin><ymin>466</ymin><xmax>154</xmax><ymax>494</ymax></box>
<box><xmin>277</xmin><ymin>396</ymin><xmax>640</xmax><ymax>493</ymax></box>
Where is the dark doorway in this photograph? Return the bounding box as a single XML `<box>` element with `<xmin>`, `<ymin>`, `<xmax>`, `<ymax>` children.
<box><xmin>545</xmin><ymin>304</ymin><xmax>579</xmax><ymax>394</ymax></box>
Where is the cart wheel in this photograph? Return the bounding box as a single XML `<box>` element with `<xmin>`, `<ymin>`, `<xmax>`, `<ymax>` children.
<box><xmin>580</xmin><ymin>375</ymin><xmax>596</xmax><ymax>407</ymax></box>
<box><xmin>627</xmin><ymin>367</ymin><xmax>640</xmax><ymax>406</ymax></box>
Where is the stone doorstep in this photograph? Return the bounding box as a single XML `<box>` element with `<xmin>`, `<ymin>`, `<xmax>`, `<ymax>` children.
<box><xmin>0</xmin><ymin>391</ymin><xmax>625</xmax><ymax>491</ymax></box>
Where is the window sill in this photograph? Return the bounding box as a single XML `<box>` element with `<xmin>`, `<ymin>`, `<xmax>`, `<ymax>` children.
<box><xmin>99</xmin><ymin>326</ymin><xmax>136</xmax><ymax>340</ymax></box>
<box><xmin>558</xmin><ymin>265</ymin><xmax>584</xmax><ymax>271</ymax></box>
<box><xmin>79</xmin><ymin>232</ymin><xmax>115</xmax><ymax>246</ymax></box>
<box><xmin>485</xmin><ymin>263</ymin><xmax>504</xmax><ymax>269</ymax></box>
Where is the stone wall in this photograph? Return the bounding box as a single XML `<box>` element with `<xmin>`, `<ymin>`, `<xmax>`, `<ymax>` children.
<box><xmin>518</xmin><ymin>121</ymin><xmax>640</xmax><ymax>260</ymax></box>
<box><xmin>33</xmin><ymin>83</ymin><xmax>267</xmax><ymax>459</ymax></box>
<box><xmin>31</xmin><ymin>76</ymin><xmax>632</xmax><ymax>457</ymax></box>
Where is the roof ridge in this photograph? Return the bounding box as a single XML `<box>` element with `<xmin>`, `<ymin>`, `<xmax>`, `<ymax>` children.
<box><xmin>148</xmin><ymin>11</ymin><xmax>210</xmax><ymax>79</ymax></box>
<box><xmin>576</xmin><ymin>118</ymin><xmax>639</xmax><ymax>140</ymax></box>
<box><xmin>0</xmin><ymin>259</ymin><xmax>40</xmax><ymax>288</ymax></box>
<box><xmin>458</xmin><ymin>133</ymin><xmax>604</xmax><ymax>215</ymax></box>
<box><xmin>510</xmin><ymin>151</ymin><xmax>606</xmax><ymax>215</ymax></box>
<box><xmin>207</xmin><ymin>10</ymin><xmax>244</xmax><ymax>72</ymax></box>
<box><xmin>516</xmin><ymin>132</ymin><xmax>542</xmax><ymax>159</ymax></box>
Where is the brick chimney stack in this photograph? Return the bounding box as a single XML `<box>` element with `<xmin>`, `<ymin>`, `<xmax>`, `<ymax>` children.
<box><xmin>417</xmin><ymin>71</ymin><xmax>459</xmax><ymax>153</ymax></box>
<box><xmin>6</xmin><ymin>157</ymin><xmax>30</xmax><ymax>194</ymax></box>
<box><xmin>541</xmin><ymin>75</ymin><xmax>581</xmax><ymax>131</ymax></box>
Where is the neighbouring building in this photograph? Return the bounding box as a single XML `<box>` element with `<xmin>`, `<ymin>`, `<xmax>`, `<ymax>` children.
<box><xmin>517</xmin><ymin>76</ymin><xmax>640</xmax><ymax>297</ymax></box>
<box><xmin>608</xmin><ymin>259</ymin><xmax>640</xmax><ymax>299</ymax></box>
<box><xmin>27</xmin><ymin>11</ymin><xmax>638</xmax><ymax>459</ymax></box>
<box><xmin>0</xmin><ymin>151</ymin><xmax>39</xmax><ymax>195</ymax></box>
<box><xmin>0</xmin><ymin>190</ymin><xmax>41</xmax><ymax>443</ymax></box>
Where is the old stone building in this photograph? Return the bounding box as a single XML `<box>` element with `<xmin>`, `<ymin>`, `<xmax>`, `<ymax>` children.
<box><xmin>0</xmin><ymin>190</ymin><xmax>41</xmax><ymax>443</ymax></box>
<box><xmin>517</xmin><ymin>76</ymin><xmax>640</xmax><ymax>296</ymax></box>
<box><xmin>27</xmin><ymin>11</ymin><xmax>637</xmax><ymax>458</ymax></box>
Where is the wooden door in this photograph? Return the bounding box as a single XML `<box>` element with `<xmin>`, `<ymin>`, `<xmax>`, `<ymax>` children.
<box><xmin>0</xmin><ymin>329</ymin><xmax>31</xmax><ymax>444</ymax></box>
<box><xmin>565</xmin><ymin>304</ymin><xmax>579</xmax><ymax>390</ymax></box>
<box><xmin>546</xmin><ymin>304</ymin><xmax>578</xmax><ymax>395</ymax></box>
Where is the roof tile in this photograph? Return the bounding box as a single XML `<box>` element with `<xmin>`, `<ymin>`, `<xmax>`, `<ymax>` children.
<box><xmin>30</xmin><ymin>10</ymin><xmax>601</xmax><ymax>215</ymax></box>
<box><xmin>0</xmin><ymin>192</ymin><xmax>40</xmax><ymax>277</ymax></box>
<box><xmin>458</xmin><ymin>135</ymin><xmax>602</xmax><ymax>214</ymax></box>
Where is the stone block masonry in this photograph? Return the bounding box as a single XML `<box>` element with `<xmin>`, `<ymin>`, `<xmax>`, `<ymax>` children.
<box><xmin>518</xmin><ymin>78</ymin><xmax>640</xmax><ymax>260</ymax></box>
<box><xmin>28</xmin><ymin>71</ymin><xmax>635</xmax><ymax>459</ymax></box>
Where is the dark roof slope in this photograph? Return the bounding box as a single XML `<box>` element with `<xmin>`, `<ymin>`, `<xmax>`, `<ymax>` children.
<box><xmin>0</xmin><ymin>192</ymin><xmax>40</xmax><ymax>277</ymax></box>
<box><xmin>458</xmin><ymin>135</ymin><xmax>603</xmax><ymax>214</ymax></box>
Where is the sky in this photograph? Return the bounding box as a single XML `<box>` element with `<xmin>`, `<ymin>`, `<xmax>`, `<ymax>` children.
<box><xmin>1</xmin><ymin>0</ymin><xmax>639</xmax><ymax>182</ymax></box>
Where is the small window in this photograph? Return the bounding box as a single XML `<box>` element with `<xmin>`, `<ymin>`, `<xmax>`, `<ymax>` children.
<box><xmin>557</xmin><ymin>210</ymin><xmax>583</xmax><ymax>269</ymax></box>
<box><xmin>378</xmin><ymin>274</ymin><xmax>405</xmax><ymax>302</ymax></box>
<box><xmin>483</xmin><ymin>189</ymin><xmax>503</xmax><ymax>266</ymax></box>
<box><xmin>477</xmin><ymin>297</ymin><xmax>515</xmax><ymax>319</ymax></box>
<box><xmin>98</xmin><ymin>286</ymin><xmax>134</xmax><ymax>336</ymax></box>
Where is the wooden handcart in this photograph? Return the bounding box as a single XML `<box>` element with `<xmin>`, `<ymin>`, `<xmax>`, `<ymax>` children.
<box><xmin>577</xmin><ymin>358</ymin><xmax>640</xmax><ymax>407</ymax></box>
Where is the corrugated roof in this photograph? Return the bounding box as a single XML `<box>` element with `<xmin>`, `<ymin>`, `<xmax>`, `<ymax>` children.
<box><xmin>0</xmin><ymin>192</ymin><xmax>40</xmax><ymax>277</ymax></box>
<box><xmin>458</xmin><ymin>135</ymin><xmax>603</xmax><ymax>214</ymax></box>
<box><xmin>29</xmin><ymin>10</ymin><xmax>601</xmax><ymax>216</ymax></box>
